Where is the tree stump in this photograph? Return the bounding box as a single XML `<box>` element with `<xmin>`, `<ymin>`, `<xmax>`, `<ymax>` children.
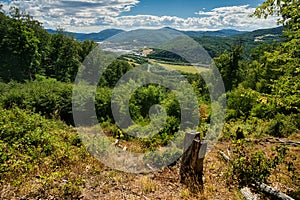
<box><xmin>180</xmin><ymin>131</ymin><xmax>207</xmax><ymax>192</ymax></box>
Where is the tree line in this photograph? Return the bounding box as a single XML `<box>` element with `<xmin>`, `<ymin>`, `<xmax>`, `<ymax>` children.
<box><xmin>0</xmin><ymin>6</ymin><xmax>97</xmax><ymax>82</ymax></box>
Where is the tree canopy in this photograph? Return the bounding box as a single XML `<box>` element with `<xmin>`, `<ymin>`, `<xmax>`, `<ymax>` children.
<box><xmin>0</xmin><ymin>7</ymin><xmax>97</xmax><ymax>82</ymax></box>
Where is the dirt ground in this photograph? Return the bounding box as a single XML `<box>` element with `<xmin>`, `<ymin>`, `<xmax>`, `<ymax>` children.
<box><xmin>1</xmin><ymin>138</ymin><xmax>298</xmax><ymax>199</ymax></box>
<box><xmin>80</xmin><ymin>139</ymin><xmax>299</xmax><ymax>200</ymax></box>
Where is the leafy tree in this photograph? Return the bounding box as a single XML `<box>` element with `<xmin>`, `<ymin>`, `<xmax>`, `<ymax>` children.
<box><xmin>246</xmin><ymin>0</ymin><xmax>300</xmax><ymax>116</ymax></box>
<box><xmin>0</xmin><ymin>7</ymin><xmax>41</xmax><ymax>81</ymax></box>
<box><xmin>213</xmin><ymin>44</ymin><xmax>243</xmax><ymax>91</ymax></box>
<box><xmin>45</xmin><ymin>30</ymin><xmax>82</xmax><ymax>82</ymax></box>
<box><xmin>79</xmin><ymin>39</ymin><xmax>98</xmax><ymax>62</ymax></box>
<box><xmin>130</xmin><ymin>84</ymin><xmax>167</xmax><ymax>120</ymax></box>
<box><xmin>253</xmin><ymin>0</ymin><xmax>300</xmax><ymax>40</ymax></box>
<box><xmin>99</xmin><ymin>60</ymin><xmax>133</xmax><ymax>87</ymax></box>
<box><xmin>95</xmin><ymin>87</ymin><xmax>113</xmax><ymax>122</ymax></box>
<box><xmin>226</xmin><ymin>0</ymin><xmax>299</xmax><ymax>137</ymax></box>
<box><xmin>0</xmin><ymin>7</ymin><xmax>98</xmax><ymax>83</ymax></box>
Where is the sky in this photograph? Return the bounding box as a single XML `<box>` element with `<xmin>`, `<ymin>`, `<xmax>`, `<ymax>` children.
<box><xmin>0</xmin><ymin>0</ymin><xmax>280</xmax><ymax>33</ymax></box>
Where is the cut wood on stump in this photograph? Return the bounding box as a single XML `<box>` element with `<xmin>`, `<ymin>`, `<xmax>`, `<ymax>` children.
<box><xmin>180</xmin><ymin>131</ymin><xmax>207</xmax><ymax>192</ymax></box>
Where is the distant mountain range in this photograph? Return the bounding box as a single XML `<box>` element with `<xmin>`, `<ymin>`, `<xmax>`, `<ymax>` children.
<box><xmin>166</xmin><ymin>27</ymin><xmax>248</xmax><ymax>37</ymax></box>
<box><xmin>46</xmin><ymin>28</ymin><xmax>125</xmax><ymax>41</ymax></box>
<box><xmin>46</xmin><ymin>26</ymin><xmax>283</xmax><ymax>42</ymax></box>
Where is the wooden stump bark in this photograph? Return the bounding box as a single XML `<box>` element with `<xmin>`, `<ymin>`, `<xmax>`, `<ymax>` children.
<box><xmin>180</xmin><ymin>131</ymin><xmax>207</xmax><ymax>192</ymax></box>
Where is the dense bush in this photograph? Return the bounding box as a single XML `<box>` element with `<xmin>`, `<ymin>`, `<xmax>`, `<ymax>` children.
<box><xmin>0</xmin><ymin>78</ymin><xmax>73</xmax><ymax>124</ymax></box>
<box><xmin>226</xmin><ymin>84</ymin><xmax>299</xmax><ymax>137</ymax></box>
<box><xmin>95</xmin><ymin>87</ymin><xmax>113</xmax><ymax>122</ymax></box>
<box><xmin>0</xmin><ymin>77</ymin><xmax>199</xmax><ymax>140</ymax></box>
<box><xmin>226</xmin><ymin>86</ymin><xmax>259</xmax><ymax>119</ymax></box>
<box><xmin>0</xmin><ymin>107</ymin><xmax>85</xmax><ymax>184</ymax></box>
<box><xmin>226</xmin><ymin>140</ymin><xmax>297</xmax><ymax>187</ymax></box>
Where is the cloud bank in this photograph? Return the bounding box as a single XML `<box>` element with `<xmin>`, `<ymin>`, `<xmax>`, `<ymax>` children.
<box><xmin>0</xmin><ymin>1</ymin><xmax>279</xmax><ymax>33</ymax></box>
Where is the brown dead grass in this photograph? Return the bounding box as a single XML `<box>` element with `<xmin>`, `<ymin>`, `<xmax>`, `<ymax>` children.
<box><xmin>80</xmin><ymin>141</ymin><xmax>246</xmax><ymax>200</ymax></box>
<box><xmin>1</xmin><ymin>138</ymin><xmax>299</xmax><ymax>199</ymax></box>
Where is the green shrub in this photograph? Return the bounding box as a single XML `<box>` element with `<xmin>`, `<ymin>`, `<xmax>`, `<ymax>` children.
<box><xmin>95</xmin><ymin>87</ymin><xmax>113</xmax><ymax>122</ymax></box>
<box><xmin>226</xmin><ymin>140</ymin><xmax>297</xmax><ymax>187</ymax></box>
<box><xmin>267</xmin><ymin>113</ymin><xmax>299</xmax><ymax>137</ymax></box>
<box><xmin>222</xmin><ymin>113</ymin><xmax>299</xmax><ymax>140</ymax></box>
<box><xmin>227</xmin><ymin>86</ymin><xmax>259</xmax><ymax>119</ymax></box>
<box><xmin>0</xmin><ymin>79</ymin><xmax>73</xmax><ymax>124</ymax></box>
<box><xmin>0</xmin><ymin>107</ymin><xmax>84</xmax><ymax>182</ymax></box>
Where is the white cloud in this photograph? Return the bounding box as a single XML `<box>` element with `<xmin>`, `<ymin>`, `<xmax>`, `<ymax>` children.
<box><xmin>93</xmin><ymin>5</ymin><xmax>279</xmax><ymax>32</ymax></box>
<box><xmin>0</xmin><ymin>2</ymin><xmax>279</xmax><ymax>32</ymax></box>
<box><xmin>1</xmin><ymin>0</ymin><xmax>139</xmax><ymax>31</ymax></box>
<box><xmin>193</xmin><ymin>5</ymin><xmax>279</xmax><ymax>30</ymax></box>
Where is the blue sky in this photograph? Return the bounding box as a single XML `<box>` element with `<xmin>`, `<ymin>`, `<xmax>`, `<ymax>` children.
<box><xmin>124</xmin><ymin>0</ymin><xmax>264</xmax><ymax>18</ymax></box>
<box><xmin>0</xmin><ymin>0</ymin><xmax>279</xmax><ymax>33</ymax></box>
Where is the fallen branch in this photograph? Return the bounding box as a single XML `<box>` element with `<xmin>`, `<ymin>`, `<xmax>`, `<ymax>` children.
<box><xmin>245</xmin><ymin>138</ymin><xmax>300</xmax><ymax>146</ymax></box>
<box><xmin>143</xmin><ymin>195</ymin><xmax>150</xmax><ymax>200</ymax></box>
<box><xmin>227</xmin><ymin>145</ymin><xmax>231</xmax><ymax>158</ymax></box>
<box><xmin>240</xmin><ymin>187</ymin><xmax>258</xmax><ymax>200</ymax></box>
<box><xmin>264</xmin><ymin>138</ymin><xmax>300</xmax><ymax>146</ymax></box>
<box><xmin>255</xmin><ymin>182</ymin><xmax>295</xmax><ymax>200</ymax></box>
<box><xmin>218</xmin><ymin>150</ymin><xmax>230</xmax><ymax>162</ymax></box>
<box><xmin>218</xmin><ymin>150</ymin><xmax>295</xmax><ymax>200</ymax></box>
<box><xmin>146</xmin><ymin>164</ymin><xmax>155</xmax><ymax>171</ymax></box>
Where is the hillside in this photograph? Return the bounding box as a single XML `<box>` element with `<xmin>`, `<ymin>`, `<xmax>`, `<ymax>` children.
<box><xmin>1</xmin><ymin>2</ymin><xmax>299</xmax><ymax>200</ymax></box>
<box><xmin>46</xmin><ymin>28</ymin><xmax>125</xmax><ymax>41</ymax></box>
<box><xmin>46</xmin><ymin>26</ymin><xmax>284</xmax><ymax>63</ymax></box>
<box><xmin>46</xmin><ymin>26</ymin><xmax>283</xmax><ymax>60</ymax></box>
<box><xmin>46</xmin><ymin>26</ymin><xmax>282</xmax><ymax>43</ymax></box>
<box><xmin>193</xmin><ymin>26</ymin><xmax>284</xmax><ymax>58</ymax></box>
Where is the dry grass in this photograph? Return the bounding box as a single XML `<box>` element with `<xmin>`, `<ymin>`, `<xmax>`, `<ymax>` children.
<box><xmin>149</xmin><ymin>60</ymin><xmax>208</xmax><ymax>74</ymax></box>
<box><xmin>1</xmin><ymin>135</ymin><xmax>299</xmax><ymax>199</ymax></box>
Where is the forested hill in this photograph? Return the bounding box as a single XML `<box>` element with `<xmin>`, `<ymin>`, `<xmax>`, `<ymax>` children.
<box><xmin>46</xmin><ymin>26</ymin><xmax>283</xmax><ymax>59</ymax></box>
<box><xmin>46</xmin><ymin>28</ymin><xmax>125</xmax><ymax>42</ymax></box>
<box><xmin>46</xmin><ymin>26</ymin><xmax>282</xmax><ymax>42</ymax></box>
<box><xmin>138</xmin><ymin>26</ymin><xmax>284</xmax><ymax>62</ymax></box>
<box><xmin>193</xmin><ymin>26</ymin><xmax>284</xmax><ymax>58</ymax></box>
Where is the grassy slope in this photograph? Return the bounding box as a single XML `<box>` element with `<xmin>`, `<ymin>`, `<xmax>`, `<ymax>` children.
<box><xmin>149</xmin><ymin>60</ymin><xmax>208</xmax><ymax>74</ymax></box>
<box><xmin>1</xmin><ymin>108</ymin><xmax>298</xmax><ymax>199</ymax></box>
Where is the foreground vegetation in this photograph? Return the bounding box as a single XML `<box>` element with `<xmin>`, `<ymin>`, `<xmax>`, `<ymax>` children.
<box><xmin>0</xmin><ymin>0</ymin><xmax>299</xmax><ymax>198</ymax></box>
